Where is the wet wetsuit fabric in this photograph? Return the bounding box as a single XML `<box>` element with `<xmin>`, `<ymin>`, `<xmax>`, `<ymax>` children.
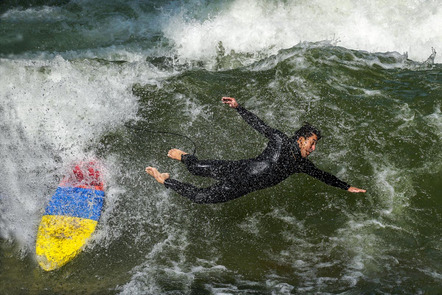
<box><xmin>164</xmin><ymin>105</ymin><xmax>350</xmax><ymax>204</ymax></box>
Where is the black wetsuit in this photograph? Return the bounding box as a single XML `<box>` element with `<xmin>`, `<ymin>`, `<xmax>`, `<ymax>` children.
<box><xmin>164</xmin><ymin>105</ymin><xmax>350</xmax><ymax>204</ymax></box>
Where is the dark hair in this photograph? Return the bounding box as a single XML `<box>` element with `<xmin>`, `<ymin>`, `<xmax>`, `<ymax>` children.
<box><xmin>294</xmin><ymin>122</ymin><xmax>321</xmax><ymax>140</ymax></box>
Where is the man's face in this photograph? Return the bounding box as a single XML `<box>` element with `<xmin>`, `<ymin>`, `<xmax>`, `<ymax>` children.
<box><xmin>297</xmin><ymin>134</ymin><xmax>318</xmax><ymax>158</ymax></box>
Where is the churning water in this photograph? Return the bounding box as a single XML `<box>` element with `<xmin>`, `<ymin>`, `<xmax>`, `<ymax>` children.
<box><xmin>1</xmin><ymin>0</ymin><xmax>441</xmax><ymax>294</ymax></box>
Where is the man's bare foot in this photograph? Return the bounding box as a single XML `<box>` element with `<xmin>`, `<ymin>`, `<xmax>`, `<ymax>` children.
<box><xmin>167</xmin><ymin>148</ymin><xmax>188</xmax><ymax>161</ymax></box>
<box><xmin>145</xmin><ymin>167</ymin><xmax>170</xmax><ymax>184</ymax></box>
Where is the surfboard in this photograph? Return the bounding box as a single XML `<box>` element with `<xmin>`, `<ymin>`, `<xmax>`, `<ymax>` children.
<box><xmin>35</xmin><ymin>161</ymin><xmax>105</xmax><ymax>271</ymax></box>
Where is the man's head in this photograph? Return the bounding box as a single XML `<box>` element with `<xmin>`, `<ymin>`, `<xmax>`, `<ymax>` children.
<box><xmin>294</xmin><ymin>122</ymin><xmax>321</xmax><ymax>158</ymax></box>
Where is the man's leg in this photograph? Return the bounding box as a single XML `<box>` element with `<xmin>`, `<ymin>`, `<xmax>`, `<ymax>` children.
<box><xmin>168</xmin><ymin>148</ymin><xmax>240</xmax><ymax>182</ymax></box>
<box><xmin>164</xmin><ymin>179</ymin><xmax>243</xmax><ymax>204</ymax></box>
<box><xmin>145</xmin><ymin>166</ymin><xmax>243</xmax><ymax>203</ymax></box>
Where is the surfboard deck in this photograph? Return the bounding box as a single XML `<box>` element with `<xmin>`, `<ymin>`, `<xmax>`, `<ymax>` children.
<box><xmin>36</xmin><ymin>161</ymin><xmax>105</xmax><ymax>271</ymax></box>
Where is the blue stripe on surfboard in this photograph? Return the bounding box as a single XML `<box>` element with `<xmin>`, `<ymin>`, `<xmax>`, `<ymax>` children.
<box><xmin>44</xmin><ymin>187</ymin><xmax>105</xmax><ymax>221</ymax></box>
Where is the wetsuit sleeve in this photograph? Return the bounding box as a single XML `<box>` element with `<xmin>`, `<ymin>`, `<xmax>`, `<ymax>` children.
<box><xmin>236</xmin><ymin>105</ymin><xmax>279</xmax><ymax>139</ymax></box>
<box><xmin>301</xmin><ymin>160</ymin><xmax>350</xmax><ymax>190</ymax></box>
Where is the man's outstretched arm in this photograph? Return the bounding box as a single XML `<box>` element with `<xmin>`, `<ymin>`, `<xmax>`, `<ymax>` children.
<box><xmin>222</xmin><ymin>97</ymin><xmax>278</xmax><ymax>139</ymax></box>
<box><xmin>302</xmin><ymin>160</ymin><xmax>366</xmax><ymax>193</ymax></box>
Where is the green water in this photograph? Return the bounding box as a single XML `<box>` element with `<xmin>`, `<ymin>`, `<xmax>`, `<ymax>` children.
<box><xmin>1</xmin><ymin>0</ymin><xmax>441</xmax><ymax>294</ymax></box>
<box><xmin>115</xmin><ymin>46</ymin><xmax>441</xmax><ymax>293</ymax></box>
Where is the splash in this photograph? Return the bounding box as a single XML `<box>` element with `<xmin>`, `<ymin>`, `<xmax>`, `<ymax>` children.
<box><xmin>0</xmin><ymin>56</ymin><xmax>139</xmax><ymax>248</ymax></box>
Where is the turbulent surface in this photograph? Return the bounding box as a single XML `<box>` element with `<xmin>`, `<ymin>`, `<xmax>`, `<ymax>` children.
<box><xmin>0</xmin><ymin>0</ymin><xmax>441</xmax><ymax>294</ymax></box>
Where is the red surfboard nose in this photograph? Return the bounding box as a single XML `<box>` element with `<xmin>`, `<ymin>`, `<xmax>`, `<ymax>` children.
<box><xmin>61</xmin><ymin>162</ymin><xmax>104</xmax><ymax>191</ymax></box>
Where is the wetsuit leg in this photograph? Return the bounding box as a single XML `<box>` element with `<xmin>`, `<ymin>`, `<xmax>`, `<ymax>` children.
<box><xmin>164</xmin><ymin>178</ymin><xmax>243</xmax><ymax>204</ymax></box>
<box><xmin>182</xmin><ymin>154</ymin><xmax>243</xmax><ymax>182</ymax></box>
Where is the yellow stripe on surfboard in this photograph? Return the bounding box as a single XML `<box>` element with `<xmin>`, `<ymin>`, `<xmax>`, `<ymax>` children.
<box><xmin>36</xmin><ymin>215</ymin><xmax>97</xmax><ymax>271</ymax></box>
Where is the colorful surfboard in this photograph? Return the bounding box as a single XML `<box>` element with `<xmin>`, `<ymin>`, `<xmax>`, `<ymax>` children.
<box><xmin>36</xmin><ymin>161</ymin><xmax>105</xmax><ymax>271</ymax></box>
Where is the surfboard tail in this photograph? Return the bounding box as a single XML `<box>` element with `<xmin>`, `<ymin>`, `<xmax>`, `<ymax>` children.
<box><xmin>36</xmin><ymin>215</ymin><xmax>97</xmax><ymax>271</ymax></box>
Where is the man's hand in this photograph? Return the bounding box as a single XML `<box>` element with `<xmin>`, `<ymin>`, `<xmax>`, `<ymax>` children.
<box><xmin>348</xmin><ymin>187</ymin><xmax>366</xmax><ymax>193</ymax></box>
<box><xmin>222</xmin><ymin>97</ymin><xmax>239</xmax><ymax>108</ymax></box>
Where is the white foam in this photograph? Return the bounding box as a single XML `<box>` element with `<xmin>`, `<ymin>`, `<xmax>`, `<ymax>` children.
<box><xmin>162</xmin><ymin>0</ymin><xmax>441</xmax><ymax>63</ymax></box>
<box><xmin>426</xmin><ymin>103</ymin><xmax>442</xmax><ymax>137</ymax></box>
<box><xmin>1</xmin><ymin>56</ymin><xmax>140</xmax><ymax>159</ymax></box>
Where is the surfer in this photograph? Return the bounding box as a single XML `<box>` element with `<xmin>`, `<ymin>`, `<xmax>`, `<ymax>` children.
<box><xmin>146</xmin><ymin>97</ymin><xmax>366</xmax><ymax>204</ymax></box>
